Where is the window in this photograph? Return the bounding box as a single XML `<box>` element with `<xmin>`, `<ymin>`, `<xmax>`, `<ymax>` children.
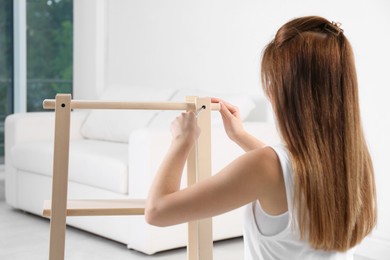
<box><xmin>27</xmin><ymin>0</ymin><xmax>73</xmax><ymax>111</ymax></box>
<box><xmin>0</xmin><ymin>0</ymin><xmax>73</xmax><ymax>164</ymax></box>
<box><xmin>0</xmin><ymin>0</ymin><xmax>13</xmax><ymax>164</ymax></box>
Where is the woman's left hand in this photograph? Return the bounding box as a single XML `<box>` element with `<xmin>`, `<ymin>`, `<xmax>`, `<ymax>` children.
<box><xmin>170</xmin><ymin>112</ymin><xmax>201</xmax><ymax>146</ymax></box>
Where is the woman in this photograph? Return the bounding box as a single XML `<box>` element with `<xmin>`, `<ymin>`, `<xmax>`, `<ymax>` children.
<box><xmin>145</xmin><ymin>16</ymin><xmax>376</xmax><ymax>259</ymax></box>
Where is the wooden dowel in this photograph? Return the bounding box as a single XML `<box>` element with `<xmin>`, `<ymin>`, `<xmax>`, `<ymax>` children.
<box><xmin>42</xmin><ymin>99</ymin><xmax>221</xmax><ymax>111</ymax></box>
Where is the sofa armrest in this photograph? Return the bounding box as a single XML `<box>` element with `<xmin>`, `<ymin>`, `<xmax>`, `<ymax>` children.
<box><xmin>4</xmin><ymin>111</ymin><xmax>88</xmax><ymax>206</ymax></box>
<box><xmin>127</xmin><ymin>122</ymin><xmax>280</xmax><ymax>199</ymax></box>
<box><xmin>5</xmin><ymin>111</ymin><xmax>87</xmax><ymax>146</ymax></box>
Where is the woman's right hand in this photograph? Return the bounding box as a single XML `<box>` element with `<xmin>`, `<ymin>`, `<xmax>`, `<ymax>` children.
<box><xmin>170</xmin><ymin>111</ymin><xmax>200</xmax><ymax>148</ymax></box>
<box><xmin>211</xmin><ymin>97</ymin><xmax>246</xmax><ymax>143</ymax></box>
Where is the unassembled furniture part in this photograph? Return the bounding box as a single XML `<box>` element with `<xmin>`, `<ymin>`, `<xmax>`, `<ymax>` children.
<box><xmin>42</xmin><ymin>94</ymin><xmax>220</xmax><ymax>260</ymax></box>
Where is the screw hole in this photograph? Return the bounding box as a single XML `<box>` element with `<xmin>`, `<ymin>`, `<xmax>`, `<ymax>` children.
<box><xmin>201</xmin><ymin>105</ymin><xmax>206</xmax><ymax>109</ymax></box>
<box><xmin>61</xmin><ymin>103</ymin><xmax>65</xmax><ymax>108</ymax></box>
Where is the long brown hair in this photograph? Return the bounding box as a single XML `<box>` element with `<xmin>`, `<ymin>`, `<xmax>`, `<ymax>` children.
<box><xmin>261</xmin><ymin>16</ymin><xmax>376</xmax><ymax>251</ymax></box>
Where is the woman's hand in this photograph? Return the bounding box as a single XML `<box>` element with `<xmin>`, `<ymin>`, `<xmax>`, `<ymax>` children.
<box><xmin>212</xmin><ymin>97</ymin><xmax>266</xmax><ymax>152</ymax></box>
<box><xmin>170</xmin><ymin>112</ymin><xmax>201</xmax><ymax>147</ymax></box>
<box><xmin>211</xmin><ymin>97</ymin><xmax>245</xmax><ymax>143</ymax></box>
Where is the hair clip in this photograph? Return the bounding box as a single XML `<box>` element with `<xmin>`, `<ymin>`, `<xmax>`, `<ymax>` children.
<box><xmin>324</xmin><ymin>21</ymin><xmax>344</xmax><ymax>36</ymax></box>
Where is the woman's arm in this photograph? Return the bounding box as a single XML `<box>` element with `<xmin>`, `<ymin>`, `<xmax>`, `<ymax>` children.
<box><xmin>145</xmin><ymin>111</ymin><xmax>284</xmax><ymax>227</ymax></box>
<box><xmin>211</xmin><ymin>98</ymin><xmax>266</xmax><ymax>152</ymax></box>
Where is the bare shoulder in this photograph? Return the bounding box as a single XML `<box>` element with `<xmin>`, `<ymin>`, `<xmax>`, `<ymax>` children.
<box><xmin>246</xmin><ymin>146</ymin><xmax>282</xmax><ymax>174</ymax></box>
<box><xmin>250</xmin><ymin>146</ymin><xmax>280</xmax><ymax>166</ymax></box>
<box><xmin>243</xmin><ymin>146</ymin><xmax>284</xmax><ymax>197</ymax></box>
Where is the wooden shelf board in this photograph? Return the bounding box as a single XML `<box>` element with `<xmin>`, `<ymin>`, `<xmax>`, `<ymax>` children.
<box><xmin>43</xmin><ymin>199</ymin><xmax>145</xmax><ymax>217</ymax></box>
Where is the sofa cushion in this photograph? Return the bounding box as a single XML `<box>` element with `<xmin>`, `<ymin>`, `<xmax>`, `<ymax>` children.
<box><xmin>81</xmin><ymin>86</ymin><xmax>177</xmax><ymax>143</ymax></box>
<box><xmin>11</xmin><ymin>139</ymin><xmax>129</xmax><ymax>194</ymax></box>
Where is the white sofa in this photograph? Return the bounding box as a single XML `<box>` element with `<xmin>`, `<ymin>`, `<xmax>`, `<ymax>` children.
<box><xmin>5</xmin><ymin>87</ymin><xmax>280</xmax><ymax>254</ymax></box>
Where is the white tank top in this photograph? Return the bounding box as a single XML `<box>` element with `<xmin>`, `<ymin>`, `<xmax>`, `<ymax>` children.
<box><xmin>243</xmin><ymin>144</ymin><xmax>355</xmax><ymax>260</ymax></box>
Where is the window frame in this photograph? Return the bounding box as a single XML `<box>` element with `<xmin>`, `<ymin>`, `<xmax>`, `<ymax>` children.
<box><xmin>13</xmin><ymin>0</ymin><xmax>27</xmax><ymax>113</ymax></box>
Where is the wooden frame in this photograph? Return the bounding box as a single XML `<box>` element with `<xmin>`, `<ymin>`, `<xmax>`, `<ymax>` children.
<box><xmin>42</xmin><ymin>94</ymin><xmax>220</xmax><ymax>260</ymax></box>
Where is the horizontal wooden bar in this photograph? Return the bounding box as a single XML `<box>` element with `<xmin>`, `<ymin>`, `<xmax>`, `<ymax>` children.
<box><xmin>42</xmin><ymin>99</ymin><xmax>221</xmax><ymax>111</ymax></box>
<box><xmin>42</xmin><ymin>199</ymin><xmax>146</xmax><ymax>217</ymax></box>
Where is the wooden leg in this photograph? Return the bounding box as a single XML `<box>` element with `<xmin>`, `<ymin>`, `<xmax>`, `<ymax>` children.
<box><xmin>196</xmin><ymin>97</ymin><xmax>213</xmax><ymax>260</ymax></box>
<box><xmin>186</xmin><ymin>96</ymin><xmax>199</xmax><ymax>260</ymax></box>
<box><xmin>186</xmin><ymin>96</ymin><xmax>213</xmax><ymax>260</ymax></box>
<box><xmin>48</xmin><ymin>94</ymin><xmax>72</xmax><ymax>260</ymax></box>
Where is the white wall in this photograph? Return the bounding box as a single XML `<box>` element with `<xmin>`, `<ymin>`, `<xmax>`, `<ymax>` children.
<box><xmin>73</xmin><ymin>0</ymin><xmax>107</xmax><ymax>99</ymax></box>
<box><xmin>74</xmin><ymin>0</ymin><xmax>390</xmax><ymax>258</ymax></box>
<box><xmin>105</xmin><ymin>0</ymin><xmax>266</xmax><ymax>96</ymax></box>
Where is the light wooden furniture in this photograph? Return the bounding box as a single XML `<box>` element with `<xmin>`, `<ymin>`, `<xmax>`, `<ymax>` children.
<box><xmin>42</xmin><ymin>94</ymin><xmax>220</xmax><ymax>260</ymax></box>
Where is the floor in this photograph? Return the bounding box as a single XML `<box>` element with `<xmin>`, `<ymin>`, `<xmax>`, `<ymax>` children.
<box><xmin>0</xmin><ymin>167</ymin><xmax>244</xmax><ymax>260</ymax></box>
<box><xmin>0</xmin><ymin>167</ymin><xmax>374</xmax><ymax>260</ymax></box>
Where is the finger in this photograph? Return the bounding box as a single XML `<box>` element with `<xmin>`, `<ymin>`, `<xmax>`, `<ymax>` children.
<box><xmin>211</xmin><ymin>97</ymin><xmax>222</xmax><ymax>103</ymax></box>
<box><xmin>187</xmin><ymin>111</ymin><xmax>196</xmax><ymax>119</ymax></box>
<box><xmin>211</xmin><ymin>97</ymin><xmax>231</xmax><ymax>106</ymax></box>
<box><xmin>221</xmin><ymin>104</ymin><xmax>239</xmax><ymax>120</ymax></box>
<box><xmin>186</xmin><ymin>111</ymin><xmax>195</xmax><ymax>115</ymax></box>
<box><xmin>219</xmin><ymin>102</ymin><xmax>234</xmax><ymax>120</ymax></box>
<box><xmin>223</xmin><ymin>102</ymin><xmax>238</xmax><ymax>114</ymax></box>
<box><xmin>178</xmin><ymin>111</ymin><xmax>194</xmax><ymax>118</ymax></box>
<box><xmin>211</xmin><ymin>97</ymin><xmax>237</xmax><ymax>111</ymax></box>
